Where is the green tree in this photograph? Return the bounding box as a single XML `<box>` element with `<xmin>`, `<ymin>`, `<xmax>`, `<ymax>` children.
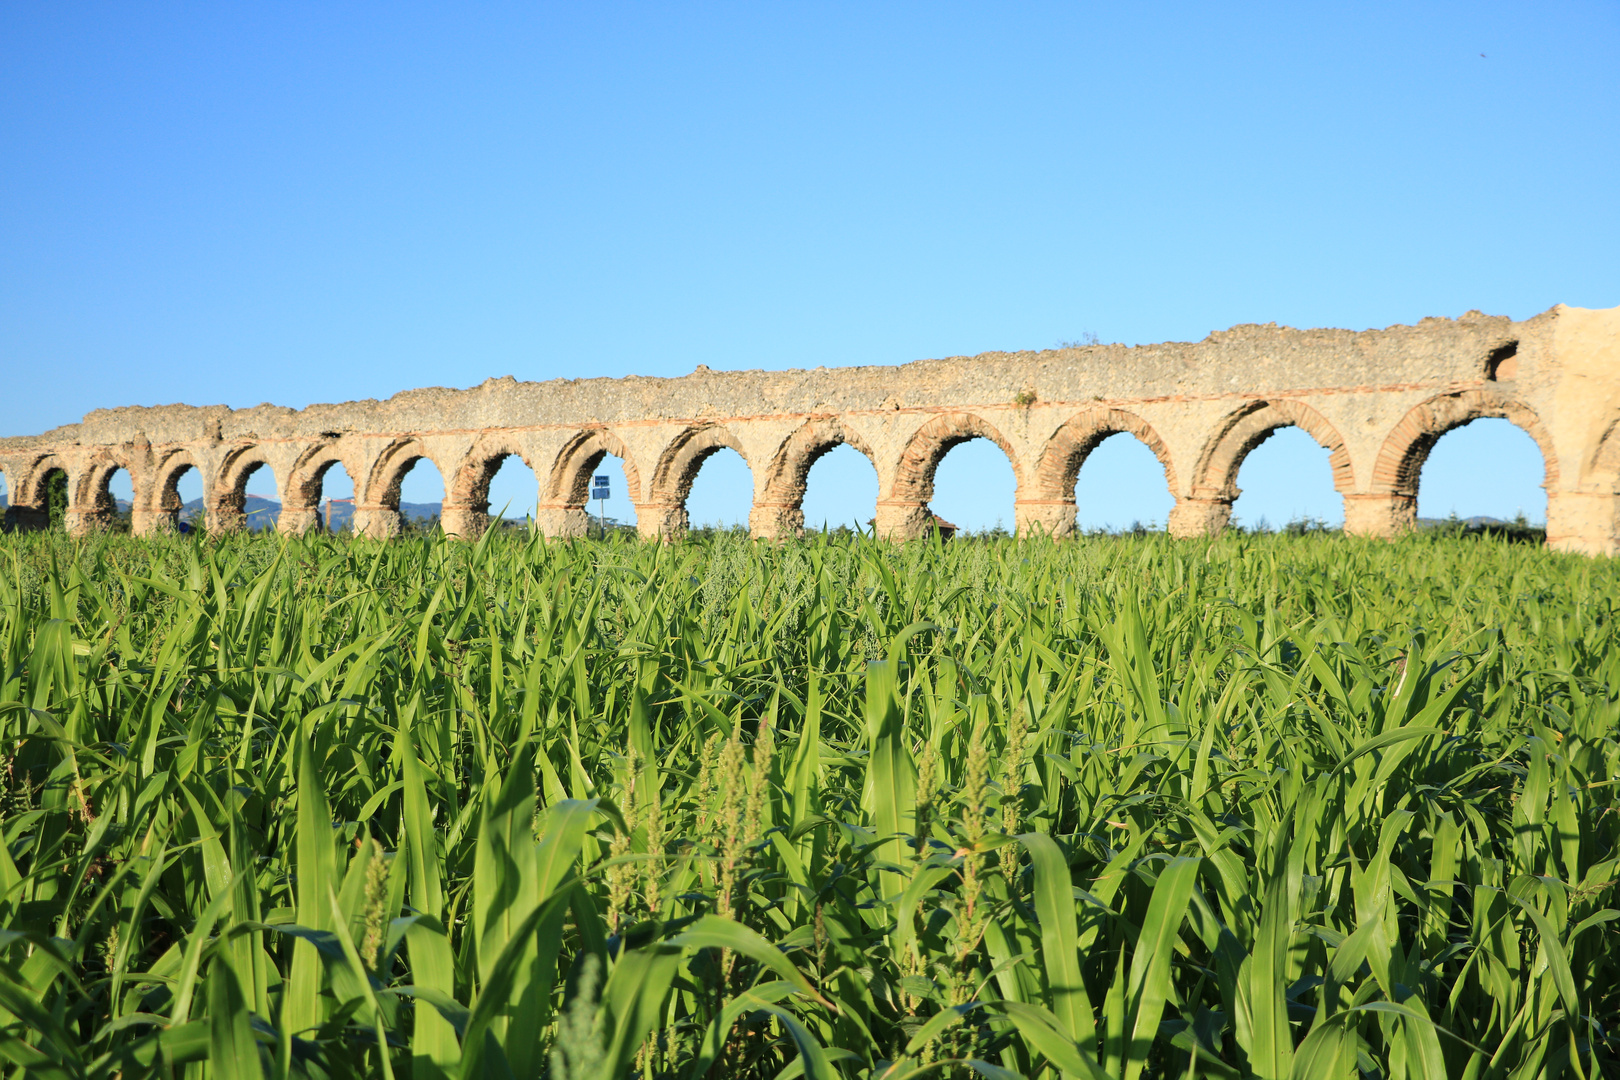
<box><xmin>45</xmin><ymin>469</ymin><xmax>67</xmax><ymax>529</ymax></box>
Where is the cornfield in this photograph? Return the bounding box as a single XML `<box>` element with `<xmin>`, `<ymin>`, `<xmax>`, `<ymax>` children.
<box><xmin>1</xmin><ymin>529</ymin><xmax>1616</xmax><ymax>1079</ymax></box>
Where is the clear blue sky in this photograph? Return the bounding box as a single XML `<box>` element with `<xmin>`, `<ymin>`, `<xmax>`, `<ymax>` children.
<box><xmin>4</xmin><ymin>3</ymin><xmax>1616</xmax><ymax>531</ymax></box>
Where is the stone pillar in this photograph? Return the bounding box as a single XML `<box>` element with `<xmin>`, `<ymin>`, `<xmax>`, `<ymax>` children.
<box><xmin>1341</xmin><ymin>493</ymin><xmax>1416</xmax><ymax>538</ymax></box>
<box><xmin>207</xmin><ymin>489</ymin><xmax>247</xmax><ymax>536</ymax></box>
<box><xmin>277</xmin><ymin>508</ymin><xmax>321</xmax><ymax>537</ymax></box>
<box><xmin>1014</xmin><ymin>499</ymin><xmax>1074</xmax><ymax>539</ymax></box>
<box><xmin>1167</xmin><ymin>496</ymin><xmax>1232</xmax><ymax>538</ymax></box>
<box><xmin>64</xmin><ymin>509</ymin><xmax>109</xmax><ymax>537</ymax></box>
<box><xmin>65</xmin><ymin>483</ymin><xmax>114</xmax><ymax>538</ymax></box>
<box><xmin>441</xmin><ymin>503</ymin><xmax>489</xmax><ymax>540</ymax></box>
<box><xmin>131</xmin><ymin>509</ymin><xmax>178</xmax><ymax>536</ymax></box>
<box><xmin>535</xmin><ymin>501</ymin><xmax>589</xmax><ymax>539</ymax></box>
<box><xmin>874</xmin><ymin>499</ymin><xmax>930</xmax><ymax>541</ymax></box>
<box><xmin>1546</xmin><ymin>491</ymin><xmax>1619</xmax><ymax>556</ymax></box>
<box><xmin>637</xmin><ymin>502</ymin><xmax>687</xmax><ymax>542</ymax></box>
<box><xmin>749</xmin><ymin>501</ymin><xmax>802</xmax><ymax>540</ymax></box>
<box><xmin>353</xmin><ymin>507</ymin><xmax>403</xmax><ymax>539</ymax></box>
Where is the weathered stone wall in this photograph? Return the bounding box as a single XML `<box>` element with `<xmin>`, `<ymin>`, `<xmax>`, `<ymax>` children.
<box><xmin>3</xmin><ymin>303</ymin><xmax>1617</xmax><ymax>553</ymax></box>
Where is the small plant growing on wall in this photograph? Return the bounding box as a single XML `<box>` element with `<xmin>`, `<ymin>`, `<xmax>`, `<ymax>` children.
<box><xmin>1012</xmin><ymin>388</ymin><xmax>1037</xmax><ymax>407</ymax></box>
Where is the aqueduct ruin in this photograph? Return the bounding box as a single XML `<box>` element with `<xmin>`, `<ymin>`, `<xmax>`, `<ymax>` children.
<box><xmin>3</xmin><ymin>303</ymin><xmax>1619</xmax><ymax>554</ymax></box>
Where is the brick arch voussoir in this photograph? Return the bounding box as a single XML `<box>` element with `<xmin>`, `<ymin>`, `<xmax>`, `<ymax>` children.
<box><xmin>364</xmin><ymin>438</ymin><xmax>447</xmax><ymax>509</ymax></box>
<box><xmin>760</xmin><ymin>416</ymin><xmax>878</xmax><ymax>506</ymax></box>
<box><xmin>1194</xmin><ymin>399</ymin><xmax>1356</xmax><ymax>500</ymax></box>
<box><xmin>547</xmin><ymin>428</ymin><xmax>642</xmax><ymax>505</ymax></box>
<box><xmin>650</xmin><ymin>424</ymin><xmax>751</xmax><ymax>505</ymax></box>
<box><xmin>1372</xmin><ymin>390</ymin><xmax>1558</xmax><ymax>497</ymax></box>
<box><xmin>1032</xmin><ymin>408</ymin><xmax>1178</xmax><ymax>501</ymax></box>
<box><xmin>891</xmin><ymin>413</ymin><xmax>1022</xmax><ymax>504</ymax></box>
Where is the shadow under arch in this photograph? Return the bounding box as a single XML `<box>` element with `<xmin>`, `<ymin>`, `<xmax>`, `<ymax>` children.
<box><xmin>1029</xmin><ymin>408</ymin><xmax>1177</xmax><ymax>536</ymax></box>
<box><xmin>754</xmin><ymin>416</ymin><xmax>879</xmax><ymax>538</ymax></box>
<box><xmin>1192</xmin><ymin>398</ymin><xmax>1355</xmax><ymax>501</ymax></box>
<box><xmin>1371</xmin><ymin>388</ymin><xmax>1559</xmax><ymax>500</ymax></box>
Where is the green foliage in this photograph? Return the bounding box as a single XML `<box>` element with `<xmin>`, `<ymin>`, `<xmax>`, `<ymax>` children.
<box><xmin>44</xmin><ymin>470</ymin><xmax>67</xmax><ymax>530</ymax></box>
<box><xmin>0</xmin><ymin>528</ymin><xmax>1616</xmax><ymax>1079</ymax></box>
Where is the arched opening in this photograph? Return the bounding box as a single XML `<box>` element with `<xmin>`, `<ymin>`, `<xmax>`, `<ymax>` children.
<box><xmin>42</xmin><ymin>468</ymin><xmax>68</xmax><ymax>529</ymax></box>
<box><xmin>481</xmin><ymin>454</ymin><xmax>541</xmax><ymax>529</ymax></box>
<box><xmin>313</xmin><ymin>462</ymin><xmax>356</xmax><ymax>533</ymax></box>
<box><xmin>1416</xmin><ymin>418</ymin><xmax>1547</xmax><ymax>527</ymax></box>
<box><xmin>240</xmin><ymin>462</ymin><xmax>282</xmax><ymax>531</ymax></box>
<box><xmin>801</xmin><ymin>443</ymin><xmax>879</xmax><ymax>534</ymax></box>
<box><xmin>541</xmin><ymin>430</ymin><xmax>643</xmax><ymax>539</ymax></box>
<box><xmin>392</xmin><ymin>456</ymin><xmax>446</xmax><ymax>533</ymax></box>
<box><xmin>583</xmin><ymin>453</ymin><xmax>637</xmax><ymax>536</ymax></box>
<box><xmin>684</xmin><ymin>447</ymin><xmax>753</xmax><ymax>535</ymax></box>
<box><xmin>155</xmin><ymin>458</ymin><xmax>207</xmax><ymax>534</ymax></box>
<box><xmin>1074</xmin><ymin>433</ymin><xmax>1176</xmax><ymax>533</ymax></box>
<box><xmin>930</xmin><ymin>439</ymin><xmax>1016</xmax><ymax>537</ymax></box>
<box><xmin>1229</xmin><ymin>427</ymin><xmax>1343</xmax><ymax>533</ymax></box>
<box><xmin>102</xmin><ymin>467</ymin><xmax>134</xmax><ymax>533</ymax></box>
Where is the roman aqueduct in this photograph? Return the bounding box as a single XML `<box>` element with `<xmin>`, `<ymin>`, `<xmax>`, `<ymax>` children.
<box><xmin>3</xmin><ymin>303</ymin><xmax>1618</xmax><ymax>554</ymax></box>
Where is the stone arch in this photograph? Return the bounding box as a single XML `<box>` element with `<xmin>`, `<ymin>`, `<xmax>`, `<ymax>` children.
<box><xmin>440</xmin><ymin>433</ymin><xmax>542</xmax><ymax>538</ymax></box>
<box><xmin>1370</xmin><ymin>389</ymin><xmax>1559</xmax><ymax>499</ymax></box>
<box><xmin>217</xmin><ymin>444</ymin><xmax>278</xmax><ymax>503</ymax></box>
<box><xmin>891</xmin><ymin>413</ymin><xmax>1023</xmax><ymax>504</ymax></box>
<box><xmin>650</xmin><ymin>424</ymin><xmax>749</xmax><ymax>504</ymax></box>
<box><xmin>642</xmin><ymin>424</ymin><xmax>752</xmax><ymax>540</ymax></box>
<box><xmin>149</xmin><ymin>448</ymin><xmax>207</xmax><ymax>533</ymax></box>
<box><xmin>3</xmin><ymin>454</ymin><xmax>66</xmax><ymax>530</ymax></box>
<box><xmin>359</xmin><ymin>438</ymin><xmax>448</xmax><ymax>535</ymax></box>
<box><xmin>78</xmin><ymin>450</ymin><xmax>136</xmax><ymax>507</ymax></box>
<box><xmin>1168</xmin><ymin>399</ymin><xmax>1353</xmax><ymax>537</ymax></box>
<box><xmin>71</xmin><ymin>450</ymin><xmax>138</xmax><ymax>533</ymax></box>
<box><xmin>1022</xmin><ymin>408</ymin><xmax>1177</xmax><ymax>538</ymax></box>
<box><xmin>544</xmin><ymin>428</ymin><xmax>642</xmax><ymax>505</ymax></box>
<box><xmin>281</xmin><ymin>441</ymin><xmax>359</xmax><ymax>535</ymax></box>
<box><xmin>535</xmin><ymin>427</ymin><xmax>644</xmax><ymax>539</ymax></box>
<box><xmin>752</xmin><ymin>416</ymin><xmax>879</xmax><ymax>538</ymax></box>
<box><xmin>450</xmin><ymin>433</ymin><xmax>537</xmax><ymax>509</ymax></box>
<box><xmin>17</xmin><ymin>454</ymin><xmax>68</xmax><ymax>508</ymax></box>
<box><xmin>1192</xmin><ymin>398</ymin><xmax>1355</xmax><ymax>500</ymax></box>
<box><xmin>876</xmin><ymin>412</ymin><xmax>1022</xmax><ymax>539</ymax></box>
<box><xmin>210</xmin><ymin>444</ymin><xmax>281</xmax><ymax>534</ymax></box>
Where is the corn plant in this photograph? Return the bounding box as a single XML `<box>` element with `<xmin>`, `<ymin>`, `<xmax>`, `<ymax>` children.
<box><xmin>0</xmin><ymin>527</ymin><xmax>1615</xmax><ymax>1079</ymax></box>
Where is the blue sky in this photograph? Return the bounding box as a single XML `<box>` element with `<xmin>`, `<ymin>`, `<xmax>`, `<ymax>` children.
<box><xmin>3</xmin><ymin>3</ymin><xmax>1615</xmax><ymax>530</ymax></box>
